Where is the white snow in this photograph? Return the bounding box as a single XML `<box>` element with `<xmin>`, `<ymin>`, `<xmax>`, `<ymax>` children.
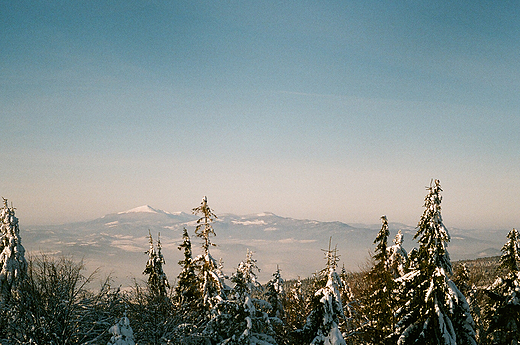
<box><xmin>108</xmin><ymin>315</ymin><xmax>135</xmax><ymax>345</ymax></box>
<box><xmin>257</xmin><ymin>212</ymin><xmax>275</xmax><ymax>217</ymax></box>
<box><xmin>118</xmin><ymin>205</ymin><xmax>164</xmax><ymax>214</ymax></box>
<box><xmin>232</xmin><ymin>219</ymin><xmax>267</xmax><ymax>226</ymax></box>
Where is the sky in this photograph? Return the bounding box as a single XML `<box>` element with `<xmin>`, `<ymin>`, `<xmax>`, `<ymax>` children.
<box><xmin>1</xmin><ymin>1</ymin><xmax>520</xmax><ymax>230</ymax></box>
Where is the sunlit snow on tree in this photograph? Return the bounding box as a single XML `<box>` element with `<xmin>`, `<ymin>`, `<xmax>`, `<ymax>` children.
<box><xmin>484</xmin><ymin>228</ymin><xmax>520</xmax><ymax>344</ymax></box>
<box><xmin>192</xmin><ymin>196</ymin><xmax>228</xmax><ymax>310</ymax></box>
<box><xmin>300</xmin><ymin>239</ymin><xmax>346</xmax><ymax>345</ymax></box>
<box><xmin>394</xmin><ymin>180</ymin><xmax>476</xmax><ymax>345</ymax></box>
<box><xmin>108</xmin><ymin>313</ymin><xmax>136</xmax><ymax>345</ymax></box>
<box><xmin>143</xmin><ymin>230</ymin><xmax>169</xmax><ymax>300</ymax></box>
<box><xmin>0</xmin><ymin>198</ymin><xmax>27</xmax><ymax>301</ymax></box>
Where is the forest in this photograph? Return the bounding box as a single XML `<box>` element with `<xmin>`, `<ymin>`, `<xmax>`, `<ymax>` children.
<box><xmin>1</xmin><ymin>180</ymin><xmax>519</xmax><ymax>345</ymax></box>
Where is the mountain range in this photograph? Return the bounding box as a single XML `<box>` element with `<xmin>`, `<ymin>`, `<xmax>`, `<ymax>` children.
<box><xmin>21</xmin><ymin>205</ymin><xmax>506</xmax><ymax>285</ymax></box>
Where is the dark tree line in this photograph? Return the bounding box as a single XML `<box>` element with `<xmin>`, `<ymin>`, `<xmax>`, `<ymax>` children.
<box><xmin>2</xmin><ymin>182</ymin><xmax>520</xmax><ymax>344</ymax></box>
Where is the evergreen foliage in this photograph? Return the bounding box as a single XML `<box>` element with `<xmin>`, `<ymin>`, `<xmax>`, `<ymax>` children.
<box><xmin>394</xmin><ymin>179</ymin><xmax>476</xmax><ymax>345</ymax></box>
<box><xmin>300</xmin><ymin>240</ymin><xmax>346</xmax><ymax>345</ymax></box>
<box><xmin>174</xmin><ymin>228</ymin><xmax>202</xmax><ymax>313</ymax></box>
<box><xmin>266</xmin><ymin>266</ymin><xmax>285</xmax><ymax>319</ymax></box>
<box><xmin>0</xmin><ymin>198</ymin><xmax>27</xmax><ymax>301</ymax></box>
<box><xmin>140</xmin><ymin>231</ymin><xmax>174</xmax><ymax>344</ymax></box>
<box><xmin>484</xmin><ymin>228</ymin><xmax>520</xmax><ymax>345</ymax></box>
<box><xmin>143</xmin><ymin>230</ymin><xmax>170</xmax><ymax>300</ymax></box>
<box><xmin>387</xmin><ymin>229</ymin><xmax>408</xmax><ymax>279</ymax></box>
<box><xmin>2</xmin><ymin>186</ymin><xmax>515</xmax><ymax>344</ymax></box>
<box><xmin>204</xmin><ymin>249</ymin><xmax>277</xmax><ymax>344</ymax></box>
<box><xmin>359</xmin><ymin>215</ymin><xmax>397</xmax><ymax>345</ymax></box>
<box><xmin>108</xmin><ymin>313</ymin><xmax>136</xmax><ymax>345</ymax></box>
<box><xmin>285</xmin><ymin>277</ymin><xmax>308</xmax><ymax>339</ymax></box>
<box><xmin>499</xmin><ymin>228</ymin><xmax>520</xmax><ymax>273</ymax></box>
<box><xmin>338</xmin><ymin>266</ymin><xmax>359</xmax><ymax>342</ymax></box>
<box><xmin>192</xmin><ymin>196</ymin><xmax>228</xmax><ymax>310</ymax></box>
<box><xmin>265</xmin><ymin>266</ymin><xmax>289</xmax><ymax>344</ymax></box>
<box><xmin>452</xmin><ymin>263</ymin><xmax>485</xmax><ymax>343</ymax></box>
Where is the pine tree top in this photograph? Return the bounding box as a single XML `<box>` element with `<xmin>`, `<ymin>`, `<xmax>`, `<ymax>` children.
<box><xmin>177</xmin><ymin>228</ymin><xmax>193</xmax><ymax>266</ymax></box>
<box><xmin>192</xmin><ymin>196</ymin><xmax>218</xmax><ymax>253</ymax></box>
<box><xmin>373</xmin><ymin>215</ymin><xmax>390</xmax><ymax>265</ymax></box>
<box><xmin>321</xmin><ymin>237</ymin><xmax>340</xmax><ymax>274</ymax></box>
<box><xmin>414</xmin><ymin>179</ymin><xmax>452</xmax><ymax>274</ymax></box>
<box><xmin>499</xmin><ymin>228</ymin><xmax>520</xmax><ymax>273</ymax></box>
<box><xmin>143</xmin><ymin>231</ymin><xmax>169</xmax><ymax>298</ymax></box>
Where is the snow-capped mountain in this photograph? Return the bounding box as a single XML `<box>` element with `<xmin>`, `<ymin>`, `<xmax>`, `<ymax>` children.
<box><xmin>21</xmin><ymin>206</ymin><xmax>506</xmax><ymax>285</ymax></box>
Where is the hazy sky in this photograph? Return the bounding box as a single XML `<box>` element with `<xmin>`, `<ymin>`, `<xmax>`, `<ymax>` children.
<box><xmin>2</xmin><ymin>1</ymin><xmax>519</xmax><ymax>229</ymax></box>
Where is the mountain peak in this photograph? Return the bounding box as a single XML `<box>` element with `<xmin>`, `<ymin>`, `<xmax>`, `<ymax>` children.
<box><xmin>257</xmin><ymin>212</ymin><xmax>277</xmax><ymax>217</ymax></box>
<box><xmin>118</xmin><ymin>205</ymin><xmax>163</xmax><ymax>215</ymax></box>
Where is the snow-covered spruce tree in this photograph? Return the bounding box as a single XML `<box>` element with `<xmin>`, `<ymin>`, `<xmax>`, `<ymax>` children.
<box><xmin>285</xmin><ymin>277</ymin><xmax>308</xmax><ymax>338</ymax></box>
<box><xmin>139</xmin><ymin>231</ymin><xmax>173</xmax><ymax>344</ymax></box>
<box><xmin>387</xmin><ymin>229</ymin><xmax>408</xmax><ymax>279</ymax></box>
<box><xmin>338</xmin><ymin>265</ymin><xmax>360</xmax><ymax>343</ymax></box>
<box><xmin>498</xmin><ymin>227</ymin><xmax>520</xmax><ymax>272</ymax></box>
<box><xmin>451</xmin><ymin>264</ymin><xmax>472</xmax><ymax>308</ymax></box>
<box><xmin>483</xmin><ymin>228</ymin><xmax>520</xmax><ymax>344</ymax></box>
<box><xmin>300</xmin><ymin>241</ymin><xmax>346</xmax><ymax>345</ymax></box>
<box><xmin>265</xmin><ymin>266</ymin><xmax>288</xmax><ymax>344</ymax></box>
<box><xmin>0</xmin><ymin>198</ymin><xmax>27</xmax><ymax>302</ymax></box>
<box><xmin>394</xmin><ymin>179</ymin><xmax>476</xmax><ymax>345</ymax></box>
<box><xmin>205</xmin><ymin>249</ymin><xmax>277</xmax><ymax>345</ymax></box>
<box><xmin>0</xmin><ymin>198</ymin><xmax>27</xmax><ymax>341</ymax></box>
<box><xmin>266</xmin><ymin>265</ymin><xmax>285</xmax><ymax>319</ymax></box>
<box><xmin>108</xmin><ymin>312</ymin><xmax>136</xmax><ymax>345</ymax></box>
<box><xmin>358</xmin><ymin>215</ymin><xmax>397</xmax><ymax>345</ymax></box>
<box><xmin>452</xmin><ymin>263</ymin><xmax>485</xmax><ymax>342</ymax></box>
<box><xmin>236</xmin><ymin>249</ymin><xmax>277</xmax><ymax>344</ymax></box>
<box><xmin>143</xmin><ymin>230</ymin><xmax>170</xmax><ymax>300</ymax></box>
<box><xmin>174</xmin><ymin>228</ymin><xmax>202</xmax><ymax>312</ymax></box>
<box><xmin>192</xmin><ymin>196</ymin><xmax>228</xmax><ymax>311</ymax></box>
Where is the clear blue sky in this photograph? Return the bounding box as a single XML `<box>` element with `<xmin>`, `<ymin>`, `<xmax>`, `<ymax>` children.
<box><xmin>1</xmin><ymin>1</ymin><xmax>519</xmax><ymax>229</ymax></box>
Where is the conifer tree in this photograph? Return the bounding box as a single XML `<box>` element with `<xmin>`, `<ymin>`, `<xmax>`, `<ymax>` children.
<box><xmin>174</xmin><ymin>228</ymin><xmax>201</xmax><ymax>311</ymax></box>
<box><xmin>452</xmin><ymin>263</ymin><xmax>472</xmax><ymax>302</ymax></box>
<box><xmin>233</xmin><ymin>249</ymin><xmax>262</xmax><ymax>304</ymax></box>
<box><xmin>452</xmin><ymin>263</ymin><xmax>485</xmax><ymax>342</ymax></box>
<box><xmin>266</xmin><ymin>265</ymin><xmax>285</xmax><ymax>319</ymax></box>
<box><xmin>285</xmin><ymin>277</ymin><xmax>308</xmax><ymax>336</ymax></box>
<box><xmin>387</xmin><ymin>229</ymin><xmax>408</xmax><ymax>278</ymax></box>
<box><xmin>0</xmin><ymin>198</ymin><xmax>27</xmax><ymax>301</ymax></box>
<box><xmin>265</xmin><ymin>266</ymin><xmax>288</xmax><ymax>344</ymax></box>
<box><xmin>484</xmin><ymin>228</ymin><xmax>520</xmax><ymax>344</ymax></box>
<box><xmin>359</xmin><ymin>215</ymin><xmax>397</xmax><ymax>344</ymax></box>
<box><xmin>192</xmin><ymin>196</ymin><xmax>227</xmax><ymax>310</ymax></box>
<box><xmin>140</xmin><ymin>231</ymin><xmax>172</xmax><ymax>344</ymax></box>
<box><xmin>143</xmin><ymin>231</ymin><xmax>169</xmax><ymax>300</ymax></box>
<box><xmin>374</xmin><ymin>215</ymin><xmax>390</xmax><ymax>269</ymax></box>
<box><xmin>498</xmin><ymin>227</ymin><xmax>520</xmax><ymax>273</ymax></box>
<box><xmin>204</xmin><ymin>249</ymin><xmax>277</xmax><ymax>345</ymax></box>
<box><xmin>108</xmin><ymin>312</ymin><xmax>136</xmax><ymax>345</ymax></box>
<box><xmin>394</xmin><ymin>179</ymin><xmax>476</xmax><ymax>345</ymax></box>
<box><xmin>300</xmin><ymin>240</ymin><xmax>346</xmax><ymax>345</ymax></box>
<box><xmin>338</xmin><ymin>266</ymin><xmax>358</xmax><ymax>342</ymax></box>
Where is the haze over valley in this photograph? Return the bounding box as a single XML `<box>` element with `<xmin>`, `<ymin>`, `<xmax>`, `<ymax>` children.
<box><xmin>23</xmin><ymin>204</ymin><xmax>505</xmax><ymax>284</ymax></box>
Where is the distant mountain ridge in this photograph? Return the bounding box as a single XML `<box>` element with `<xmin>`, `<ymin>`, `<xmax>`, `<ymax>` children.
<box><xmin>117</xmin><ymin>205</ymin><xmax>170</xmax><ymax>214</ymax></box>
<box><xmin>21</xmin><ymin>205</ymin><xmax>508</xmax><ymax>285</ymax></box>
